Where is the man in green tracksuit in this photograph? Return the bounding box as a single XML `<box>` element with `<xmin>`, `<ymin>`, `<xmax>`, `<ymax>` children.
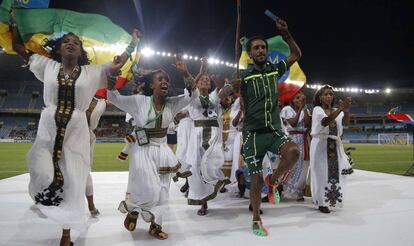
<box><xmin>220</xmin><ymin>17</ymin><xmax>302</xmax><ymax>236</ymax></box>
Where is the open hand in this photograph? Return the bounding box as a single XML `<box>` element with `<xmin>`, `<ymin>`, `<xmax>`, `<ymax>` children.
<box><xmin>131</xmin><ymin>29</ymin><xmax>142</xmax><ymax>44</ymax></box>
<box><xmin>172</xmin><ymin>55</ymin><xmax>189</xmax><ymax>77</ymax></box>
<box><xmin>200</xmin><ymin>57</ymin><xmax>208</xmax><ymax>74</ymax></box>
<box><xmin>342</xmin><ymin>97</ymin><xmax>352</xmax><ymax>111</ymax></box>
<box><xmin>211</xmin><ymin>74</ymin><xmax>225</xmax><ymax>90</ymax></box>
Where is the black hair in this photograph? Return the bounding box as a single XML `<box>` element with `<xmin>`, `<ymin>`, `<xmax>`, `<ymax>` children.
<box><xmin>43</xmin><ymin>32</ymin><xmax>90</xmax><ymax>65</ymax></box>
<box><xmin>246</xmin><ymin>36</ymin><xmax>268</xmax><ymax>52</ymax></box>
<box><xmin>139</xmin><ymin>69</ymin><xmax>169</xmax><ymax>96</ymax></box>
<box><xmin>312</xmin><ymin>85</ymin><xmax>335</xmax><ymax>108</ymax></box>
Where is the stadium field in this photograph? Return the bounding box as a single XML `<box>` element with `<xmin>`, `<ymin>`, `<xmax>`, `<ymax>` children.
<box><xmin>0</xmin><ymin>143</ymin><xmax>412</xmax><ymax>180</ymax></box>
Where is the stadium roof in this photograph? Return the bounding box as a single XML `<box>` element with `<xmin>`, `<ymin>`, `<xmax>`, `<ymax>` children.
<box><xmin>1</xmin><ymin>0</ymin><xmax>413</xmax><ymax>88</ymax></box>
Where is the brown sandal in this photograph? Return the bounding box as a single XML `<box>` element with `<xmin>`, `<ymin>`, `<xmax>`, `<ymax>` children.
<box><xmin>124</xmin><ymin>211</ymin><xmax>139</xmax><ymax>231</ymax></box>
<box><xmin>197</xmin><ymin>203</ymin><xmax>208</xmax><ymax>216</ymax></box>
<box><xmin>148</xmin><ymin>223</ymin><xmax>168</xmax><ymax>240</ymax></box>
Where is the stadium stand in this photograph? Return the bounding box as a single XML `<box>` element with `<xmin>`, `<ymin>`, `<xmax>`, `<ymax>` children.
<box><xmin>1</xmin><ymin>53</ymin><xmax>413</xmax><ymax>142</ymax></box>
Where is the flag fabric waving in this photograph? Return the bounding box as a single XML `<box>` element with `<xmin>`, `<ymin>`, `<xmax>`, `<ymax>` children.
<box><xmin>387</xmin><ymin>107</ymin><xmax>414</xmax><ymax>125</ymax></box>
<box><xmin>0</xmin><ymin>0</ymin><xmax>138</xmax><ymax>82</ymax></box>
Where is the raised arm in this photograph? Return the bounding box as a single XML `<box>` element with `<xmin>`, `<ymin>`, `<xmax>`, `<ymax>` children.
<box><xmin>303</xmin><ymin>107</ymin><xmax>312</xmax><ymax>129</ymax></box>
<box><xmin>232</xmin><ymin>110</ymin><xmax>244</xmax><ymax>127</ymax></box>
<box><xmin>172</xmin><ymin>55</ymin><xmax>197</xmax><ymax>92</ymax></box>
<box><xmin>341</xmin><ymin>97</ymin><xmax>352</xmax><ymax>126</ymax></box>
<box><xmin>321</xmin><ymin>97</ymin><xmax>352</xmax><ymax>127</ymax></box>
<box><xmin>212</xmin><ymin>75</ymin><xmax>226</xmax><ymax>93</ymax></box>
<box><xmin>113</xmin><ymin>29</ymin><xmax>142</xmax><ymax>73</ymax></box>
<box><xmin>285</xmin><ymin>104</ymin><xmax>303</xmax><ymax>127</ymax></box>
<box><xmin>219</xmin><ymin>78</ymin><xmax>241</xmax><ymax>99</ymax></box>
<box><xmin>276</xmin><ymin>18</ymin><xmax>302</xmax><ymax>67</ymax></box>
<box><xmin>10</xmin><ymin>11</ymin><xmax>31</xmax><ymax>62</ymax></box>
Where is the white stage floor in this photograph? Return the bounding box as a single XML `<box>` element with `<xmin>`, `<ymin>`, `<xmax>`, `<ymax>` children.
<box><xmin>1</xmin><ymin>170</ymin><xmax>414</xmax><ymax>246</ymax></box>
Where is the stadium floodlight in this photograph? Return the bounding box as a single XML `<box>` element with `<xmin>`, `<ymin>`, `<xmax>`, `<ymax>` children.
<box><xmin>189</xmin><ymin>56</ymin><xmax>193</xmax><ymax>60</ymax></box>
<box><xmin>183</xmin><ymin>54</ymin><xmax>188</xmax><ymax>59</ymax></box>
<box><xmin>359</xmin><ymin>89</ymin><xmax>363</xmax><ymax>92</ymax></box>
<box><xmin>208</xmin><ymin>57</ymin><xmax>215</xmax><ymax>64</ymax></box>
<box><xmin>194</xmin><ymin>56</ymin><xmax>199</xmax><ymax>60</ymax></box>
<box><xmin>141</xmin><ymin>47</ymin><xmax>155</xmax><ymax>57</ymax></box>
<box><xmin>214</xmin><ymin>59</ymin><xmax>220</xmax><ymax>64</ymax></box>
<box><xmin>161</xmin><ymin>52</ymin><xmax>166</xmax><ymax>56</ymax></box>
<box><xmin>156</xmin><ymin>51</ymin><xmax>160</xmax><ymax>55</ymax></box>
<box><xmin>220</xmin><ymin>61</ymin><xmax>224</xmax><ymax>64</ymax></box>
<box><xmin>346</xmin><ymin>88</ymin><xmax>350</xmax><ymax>92</ymax></box>
<box><xmin>376</xmin><ymin>89</ymin><xmax>380</xmax><ymax>93</ymax></box>
<box><xmin>225</xmin><ymin>62</ymin><xmax>229</xmax><ymax>66</ymax></box>
<box><xmin>385</xmin><ymin>88</ymin><xmax>392</xmax><ymax>94</ymax></box>
<box><xmin>167</xmin><ymin>53</ymin><xmax>171</xmax><ymax>57</ymax></box>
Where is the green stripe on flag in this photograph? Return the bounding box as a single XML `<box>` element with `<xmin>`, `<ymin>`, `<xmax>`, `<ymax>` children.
<box><xmin>13</xmin><ymin>8</ymin><xmax>131</xmax><ymax>44</ymax></box>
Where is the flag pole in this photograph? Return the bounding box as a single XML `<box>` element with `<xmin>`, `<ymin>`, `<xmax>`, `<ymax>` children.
<box><xmin>235</xmin><ymin>0</ymin><xmax>241</xmax><ymax>79</ymax></box>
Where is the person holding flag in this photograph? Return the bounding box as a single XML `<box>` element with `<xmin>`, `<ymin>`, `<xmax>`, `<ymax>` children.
<box><xmin>220</xmin><ymin>17</ymin><xmax>302</xmax><ymax>237</ymax></box>
<box><xmin>10</xmin><ymin>9</ymin><xmax>141</xmax><ymax>244</ymax></box>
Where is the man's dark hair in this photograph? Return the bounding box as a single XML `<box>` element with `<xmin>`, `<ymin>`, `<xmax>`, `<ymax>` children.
<box><xmin>246</xmin><ymin>36</ymin><xmax>268</xmax><ymax>52</ymax></box>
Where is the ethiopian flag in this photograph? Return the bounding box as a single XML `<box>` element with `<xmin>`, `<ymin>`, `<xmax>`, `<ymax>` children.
<box><xmin>239</xmin><ymin>36</ymin><xmax>306</xmax><ymax>103</ymax></box>
<box><xmin>0</xmin><ymin>1</ymin><xmax>138</xmax><ymax>80</ymax></box>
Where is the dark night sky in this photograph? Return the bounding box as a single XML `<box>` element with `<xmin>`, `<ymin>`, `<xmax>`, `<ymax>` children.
<box><xmin>8</xmin><ymin>0</ymin><xmax>414</xmax><ymax>88</ymax></box>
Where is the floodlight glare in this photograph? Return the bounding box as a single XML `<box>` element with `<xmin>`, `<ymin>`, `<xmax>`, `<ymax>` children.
<box><xmin>385</xmin><ymin>88</ymin><xmax>391</xmax><ymax>94</ymax></box>
<box><xmin>141</xmin><ymin>47</ymin><xmax>155</xmax><ymax>57</ymax></box>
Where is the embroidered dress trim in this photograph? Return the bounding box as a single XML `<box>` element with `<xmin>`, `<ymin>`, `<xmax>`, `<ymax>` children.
<box><xmin>34</xmin><ymin>65</ymin><xmax>80</xmax><ymax>206</ymax></box>
<box><xmin>324</xmin><ymin>122</ymin><xmax>343</xmax><ymax>207</ymax></box>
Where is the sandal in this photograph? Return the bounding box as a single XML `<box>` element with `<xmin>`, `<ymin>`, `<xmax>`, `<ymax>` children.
<box><xmin>265</xmin><ymin>176</ymin><xmax>280</xmax><ymax>205</ymax></box>
<box><xmin>296</xmin><ymin>197</ymin><xmax>305</xmax><ymax>202</ymax></box>
<box><xmin>180</xmin><ymin>180</ymin><xmax>189</xmax><ymax>193</ymax></box>
<box><xmin>252</xmin><ymin>221</ymin><xmax>268</xmax><ymax>237</ymax></box>
<box><xmin>197</xmin><ymin>204</ymin><xmax>208</xmax><ymax>216</ymax></box>
<box><xmin>318</xmin><ymin>206</ymin><xmax>331</xmax><ymax>214</ymax></box>
<box><xmin>117</xmin><ymin>152</ymin><xmax>128</xmax><ymax>161</ymax></box>
<box><xmin>90</xmin><ymin>208</ymin><xmax>100</xmax><ymax>218</ymax></box>
<box><xmin>149</xmin><ymin>223</ymin><xmax>168</xmax><ymax>240</ymax></box>
<box><xmin>123</xmin><ymin>211</ymin><xmax>139</xmax><ymax>231</ymax></box>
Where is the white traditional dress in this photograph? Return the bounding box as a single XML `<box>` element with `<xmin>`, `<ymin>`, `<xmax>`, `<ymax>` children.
<box><xmin>175</xmin><ymin>106</ymin><xmax>194</xmax><ymax>173</ymax></box>
<box><xmin>310</xmin><ymin>106</ymin><xmax>351</xmax><ymax>208</ymax></box>
<box><xmin>186</xmin><ymin>90</ymin><xmax>230</xmax><ymax>205</ymax></box>
<box><xmin>85</xmin><ymin>98</ymin><xmax>106</xmax><ymax>196</ymax></box>
<box><xmin>27</xmin><ymin>54</ymin><xmax>110</xmax><ymax>229</ymax></box>
<box><xmin>222</xmin><ymin>98</ymin><xmax>242</xmax><ymax>182</ymax></box>
<box><xmin>108</xmin><ymin>88</ymin><xmax>198</xmax><ymax>226</ymax></box>
<box><xmin>280</xmin><ymin>105</ymin><xmax>310</xmax><ymax>199</ymax></box>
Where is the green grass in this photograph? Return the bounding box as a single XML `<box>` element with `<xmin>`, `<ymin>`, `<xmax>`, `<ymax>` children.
<box><xmin>344</xmin><ymin>143</ymin><xmax>412</xmax><ymax>175</ymax></box>
<box><xmin>0</xmin><ymin>142</ymin><xmax>412</xmax><ymax>180</ymax></box>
